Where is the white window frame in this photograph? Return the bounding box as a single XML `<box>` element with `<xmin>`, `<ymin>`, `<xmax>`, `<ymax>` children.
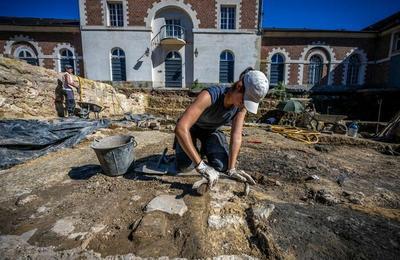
<box><xmin>16</xmin><ymin>48</ymin><xmax>35</xmax><ymax>59</ymax></box>
<box><xmin>270</xmin><ymin>53</ymin><xmax>285</xmax><ymax>86</ymax></box>
<box><xmin>220</xmin><ymin>5</ymin><xmax>236</xmax><ymax>30</ymax></box>
<box><xmin>216</xmin><ymin>0</ymin><xmax>241</xmax><ymax>30</ymax></box>
<box><xmin>393</xmin><ymin>32</ymin><xmax>400</xmax><ymax>53</ymax></box>
<box><xmin>308</xmin><ymin>54</ymin><xmax>324</xmax><ymax>85</ymax></box>
<box><xmin>219</xmin><ymin>50</ymin><xmax>235</xmax><ymax>83</ymax></box>
<box><xmin>59</xmin><ymin>48</ymin><xmax>76</xmax><ymax>72</ymax></box>
<box><xmin>346</xmin><ymin>54</ymin><xmax>361</xmax><ymax>85</ymax></box>
<box><xmin>14</xmin><ymin>46</ymin><xmax>39</xmax><ymax>65</ymax></box>
<box><xmin>107</xmin><ymin>1</ymin><xmax>124</xmax><ymax>27</ymax></box>
<box><xmin>165</xmin><ymin>19</ymin><xmax>182</xmax><ymax>38</ymax></box>
<box><xmin>110</xmin><ymin>47</ymin><xmax>127</xmax><ymax>81</ymax></box>
<box><xmin>341</xmin><ymin>48</ymin><xmax>367</xmax><ymax>86</ymax></box>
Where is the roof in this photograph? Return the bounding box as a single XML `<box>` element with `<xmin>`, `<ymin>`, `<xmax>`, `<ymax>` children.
<box><xmin>263</xmin><ymin>27</ymin><xmax>371</xmax><ymax>33</ymax></box>
<box><xmin>362</xmin><ymin>11</ymin><xmax>400</xmax><ymax>32</ymax></box>
<box><xmin>0</xmin><ymin>16</ymin><xmax>79</xmax><ymax>27</ymax></box>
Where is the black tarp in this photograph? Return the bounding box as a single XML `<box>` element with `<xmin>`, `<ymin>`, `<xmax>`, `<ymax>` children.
<box><xmin>0</xmin><ymin>118</ymin><xmax>110</xmax><ymax>170</ymax></box>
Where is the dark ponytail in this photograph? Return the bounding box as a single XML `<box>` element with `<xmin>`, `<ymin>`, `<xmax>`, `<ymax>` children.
<box><xmin>239</xmin><ymin>67</ymin><xmax>254</xmax><ymax>81</ymax></box>
<box><xmin>230</xmin><ymin>67</ymin><xmax>254</xmax><ymax>93</ymax></box>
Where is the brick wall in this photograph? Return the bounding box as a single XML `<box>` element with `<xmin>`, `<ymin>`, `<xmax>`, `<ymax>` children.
<box><xmin>184</xmin><ymin>0</ymin><xmax>215</xmax><ymax>28</ymax></box>
<box><xmin>261</xmin><ymin>35</ymin><xmax>383</xmax><ymax>86</ymax></box>
<box><xmin>0</xmin><ymin>32</ymin><xmax>82</xmax><ymax>56</ymax></box>
<box><xmin>85</xmin><ymin>0</ymin><xmax>257</xmax><ymax>29</ymax></box>
<box><xmin>375</xmin><ymin>34</ymin><xmax>391</xmax><ymax>60</ymax></box>
<box><xmin>367</xmin><ymin>62</ymin><xmax>391</xmax><ymax>85</ymax></box>
<box><xmin>127</xmin><ymin>0</ymin><xmax>153</xmax><ymax>26</ymax></box>
<box><xmin>288</xmin><ymin>64</ymin><xmax>298</xmax><ymax>85</ymax></box>
<box><xmin>241</xmin><ymin>0</ymin><xmax>257</xmax><ymax>29</ymax></box>
<box><xmin>333</xmin><ymin>64</ymin><xmax>344</xmax><ymax>85</ymax></box>
<box><xmin>262</xmin><ymin>37</ymin><xmax>375</xmax><ymax>60</ymax></box>
<box><xmin>0</xmin><ymin>31</ymin><xmax>84</xmax><ymax>76</ymax></box>
<box><xmin>85</xmin><ymin>0</ymin><xmax>103</xmax><ymax>25</ymax></box>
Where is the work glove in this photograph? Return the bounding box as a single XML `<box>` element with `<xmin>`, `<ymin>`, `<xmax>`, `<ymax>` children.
<box><xmin>193</xmin><ymin>160</ymin><xmax>220</xmax><ymax>192</ymax></box>
<box><xmin>227</xmin><ymin>168</ymin><xmax>256</xmax><ymax>185</ymax></box>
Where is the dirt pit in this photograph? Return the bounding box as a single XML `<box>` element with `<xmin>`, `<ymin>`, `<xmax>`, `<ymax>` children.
<box><xmin>0</xmin><ymin>126</ymin><xmax>399</xmax><ymax>259</ymax></box>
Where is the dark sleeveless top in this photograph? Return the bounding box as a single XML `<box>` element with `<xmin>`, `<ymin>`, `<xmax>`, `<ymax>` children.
<box><xmin>194</xmin><ymin>86</ymin><xmax>239</xmax><ymax>130</ymax></box>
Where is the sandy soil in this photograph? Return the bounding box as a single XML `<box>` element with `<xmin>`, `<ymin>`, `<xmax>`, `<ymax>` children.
<box><xmin>0</xmin><ymin>126</ymin><xmax>399</xmax><ymax>259</ymax></box>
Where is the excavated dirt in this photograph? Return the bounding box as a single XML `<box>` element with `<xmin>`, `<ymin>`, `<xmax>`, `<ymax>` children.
<box><xmin>0</xmin><ymin>125</ymin><xmax>399</xmax><ymax>259</ymax></box>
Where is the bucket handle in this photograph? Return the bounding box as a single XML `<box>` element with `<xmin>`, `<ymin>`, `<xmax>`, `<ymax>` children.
<box><xmin>130</xmin><ymin>137</ymin><xmax>138</xmax><ymax>148</ymax></box>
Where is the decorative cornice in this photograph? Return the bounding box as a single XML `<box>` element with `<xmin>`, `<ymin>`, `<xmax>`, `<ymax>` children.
<box><xmin>4</xmin><ymin>34</ymin><xmax>45</xmax><ymax>67</ymax></box>
<box><xmin>52</xmin><ymin>43</ymin><xmax>79</xmax><ymax>74</ymax></box>
<box><xmin>298</xmin><ymin>43</ymin><xmax>337</xmax><ymax>85</ymax></box>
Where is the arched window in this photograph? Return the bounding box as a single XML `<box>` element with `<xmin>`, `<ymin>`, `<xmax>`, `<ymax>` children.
<box><xmin>270</xmin><ymin>53</ymin><xmax>285</xmax><ymax>85</ymax></box>
<box><xmin>308</xmin><ymin>55</ymin><xmax>323</xmax><ymax>85</ymax></box>
<box><xmin>17</xmin><ymin>48</ymin><xmax>38</xmax><ymax>66</ymax></box>
<box><xmin>346</xmin><ymin>54</ymin><xmax>360</xmax><ymax>85</ymax></box>
<box><xmin>60</xmin><ymin>49</ymin><xmax>75</xmax><ymax>72</ymax></box>
<box><xmin>111</xmin><ymin>48</ymin><xmax>126</xmax><ymax>81</ymax></box>
<box><xmin>219</xmin><ymin>50</ymin><xmax>234</xmax><ymax>83</ymax></box>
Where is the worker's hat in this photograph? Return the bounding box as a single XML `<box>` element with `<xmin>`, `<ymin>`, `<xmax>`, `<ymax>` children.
<box><xmin>243</xmin><ymin>70</ymin><xmax>269</xmax><ymax>114</ymax></box>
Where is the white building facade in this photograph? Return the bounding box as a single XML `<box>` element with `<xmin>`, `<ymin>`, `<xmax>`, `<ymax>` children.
<box><xmin>79</xmin><ymin>0</ymin><xmax>262</xmax><ymax>88</ymax></box>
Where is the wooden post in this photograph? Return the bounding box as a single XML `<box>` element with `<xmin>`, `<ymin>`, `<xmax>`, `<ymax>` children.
<box><xmin>376</xmin><ymin>98</ymin><xmax>383</xmax><ymax>134</ymax></box>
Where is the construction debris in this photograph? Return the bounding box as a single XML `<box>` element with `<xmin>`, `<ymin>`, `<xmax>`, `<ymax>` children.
<box><xmin>375</xmin><ymin>111</ymin><xmax>400</xmax><ymax>142</ymax></box>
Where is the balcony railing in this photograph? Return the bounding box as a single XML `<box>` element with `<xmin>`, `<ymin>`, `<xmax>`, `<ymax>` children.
<box><xmin>151</xmin><ymin>24</ymin><xmax>186</xmax><ymax>47</ymax></box>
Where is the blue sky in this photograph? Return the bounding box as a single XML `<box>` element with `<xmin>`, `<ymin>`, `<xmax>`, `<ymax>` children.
<box><xmin>0</xmin><ymin>0</ymin><xmax>399</xmax><ymax>30</ymax></box>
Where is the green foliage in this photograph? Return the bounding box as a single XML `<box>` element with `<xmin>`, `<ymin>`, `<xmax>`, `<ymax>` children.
<box><xmin>271</xmin><ymin>81</ymin><xmax>291</xmax><ymax>100</ymax></box>
<box><xmin>191</xmin><ymin>79</ymin><xmax>206</xmax><ymax>91</ymax></box>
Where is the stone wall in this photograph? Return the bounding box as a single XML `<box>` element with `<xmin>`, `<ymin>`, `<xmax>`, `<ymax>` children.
<box><xmin>0</xmin><ymin>57</ymin><xmax>146</xmax><ymax>119</ymax></box>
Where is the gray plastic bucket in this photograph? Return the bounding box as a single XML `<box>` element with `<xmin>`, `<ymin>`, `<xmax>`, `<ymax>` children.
<box><xmin>91</xmin><ymin>135</ymin><xmax>137</xmax><ymax>176</ymax></box>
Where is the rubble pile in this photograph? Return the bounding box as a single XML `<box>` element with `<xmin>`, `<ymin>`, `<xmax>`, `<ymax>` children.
<box><xmin>0</xmin><ymin>57</ymin><xmax>146</xmax><ymax>118</ymax></box>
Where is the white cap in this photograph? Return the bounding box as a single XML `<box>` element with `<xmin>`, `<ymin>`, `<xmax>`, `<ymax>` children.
<box><xmin>243</xmin><ymin>70</ymin><xmax>269</xmax><ymax>114</ymax></box>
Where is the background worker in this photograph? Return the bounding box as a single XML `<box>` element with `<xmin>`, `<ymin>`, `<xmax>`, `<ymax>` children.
<box><xmin>174</xmin><ymin>68</ymin><xmax>269</xmax><ymax>192</ymax></box>
<box><xmin>63</xmin><ymin>64</ymin><xmax>80</xmax><ymax>117</ymax></box>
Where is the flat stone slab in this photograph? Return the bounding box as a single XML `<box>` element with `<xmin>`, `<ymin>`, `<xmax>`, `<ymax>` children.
<box><xmin>145</xmin><ymin>195</ymin><xmax>188</xmax><ymax>216</ymax></box>
<box><xmin>51</xmin><ymin>217</ymin><xmax>75</xmax><ymax>236</ymax></box>
<box><xmin>208</xmin><ymin>214</ymin><xmax>245</xmax><ymax>229</ymax></box>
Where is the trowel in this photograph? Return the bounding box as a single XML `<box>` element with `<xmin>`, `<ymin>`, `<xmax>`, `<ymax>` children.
<box><xmin>134</xmin><ymin>148</ymin><xmax>198</xmax><ymax>176</ymax></box>
<box><xmin>134</xmin><ymin>148</ymin><xmax>252</xmax><ymax>196</ymax></box>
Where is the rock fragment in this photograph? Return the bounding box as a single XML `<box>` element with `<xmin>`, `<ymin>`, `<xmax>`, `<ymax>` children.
<box><xmin>252</xmin><ymin>202</ymin><xmax>275</xmax><ymax>222</ymax></box>
<box><xmin>15</xmin><ymin>194</ymin><xmax>39</xmax><ymax>206</ymax></box>
<box><xmin>145</xmin><ymin>195</ymin><xmax>188</xmax><ymax>216</ymax></box>
<box><xmin>208</xmin><ymin>214</ymin><xmax>245</xmax><ymax>229</ymax></box>
<box><xmin>133</xmin><ymin>212</ymin><xmax>168</xmax><ymax>239</ymax></box>
<box><xmin>312</xmin><ymin>189</ymin><xmax>340</xmax><ymax>205</ymax></box>
<box><xmin>51</xmin><ymin>217</ymin><xmax>75</xmax><ymax>236</ymax></box>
